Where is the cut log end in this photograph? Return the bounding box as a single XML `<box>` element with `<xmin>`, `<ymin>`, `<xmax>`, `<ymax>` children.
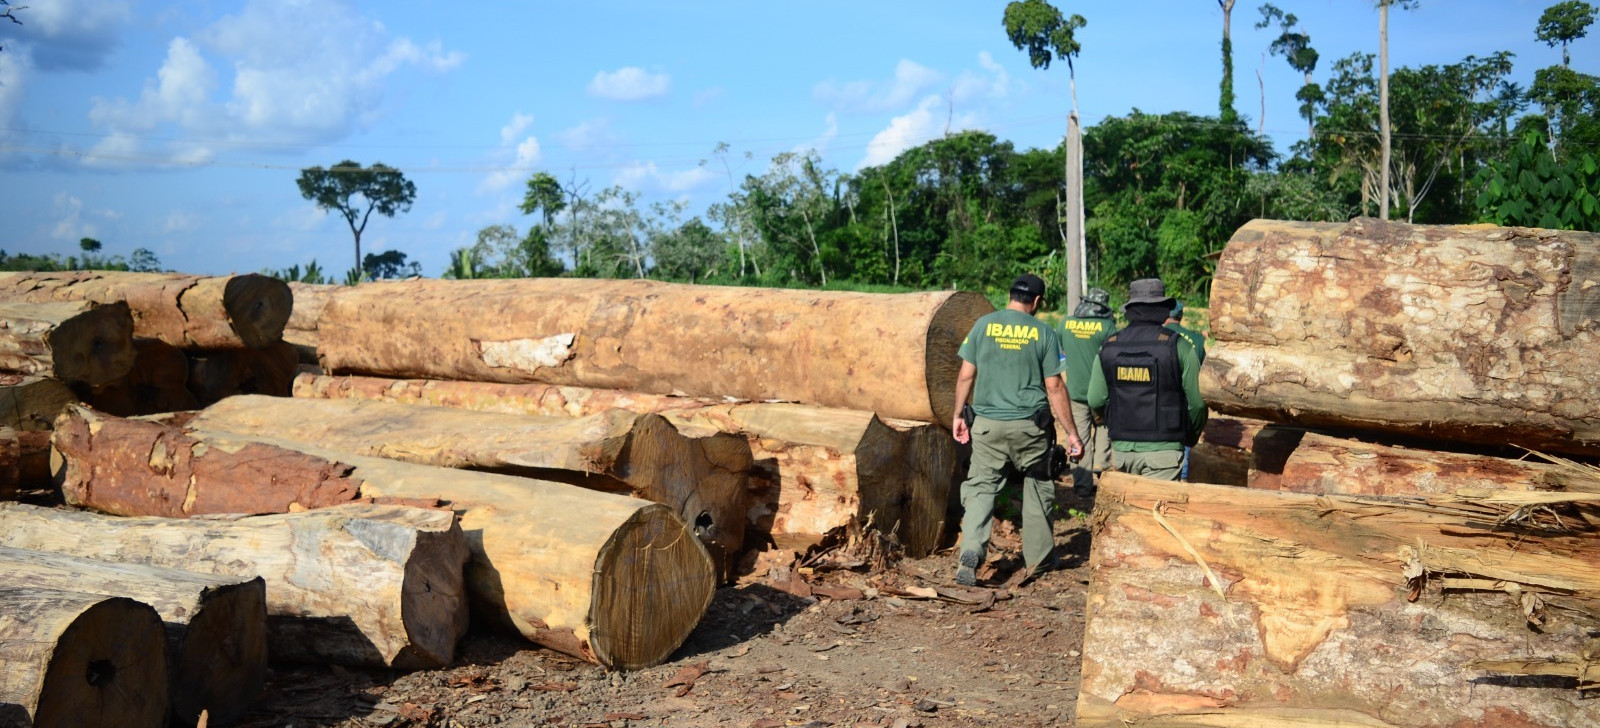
<box><xmin>170</xmin><ymin>580</ymin><xmax>268</xmax><ymax>726</ymax></box>
<box><xmin>589</xmin><ymin>504</ymin><xmax>716</xmax><ymax>670</ymax></box>
<box><xmin>222</xmin><ymin>274</ymin><xmax>293</xmax><ymax>350</ymax></box>
<box><xmin>34</xmin><ymin>301</ymin><xmax>136</xmax><ymax>387</ymax></box>
<box><xmin>925</xmin><ymin>291</ymin><xmax>995</xmax><ymax>429</ymax></box>
<box><xmin>32</xmin><ymin>595</ymin><xmax>170</xmax><ymax>728</ymax></box>
<box><xmin>396</xmin><ymin>522</ymin><xmax>472</xmax><ymax>670</ymax></box>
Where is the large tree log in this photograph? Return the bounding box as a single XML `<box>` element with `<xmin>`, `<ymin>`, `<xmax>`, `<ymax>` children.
<box><xmin>0</xmin><ymin>374</ymin><xmax>75</xmax><ymax>431</ymax></box>
<box><xmin>0</xmin><ymin>546</ymin><xmax>266</xmax><ymax>726</ymax></box>
<box><xmin>0</xmin><ymin>502</ymin><xmax>469</xmax><ymax>670</ymax></box>
<box><xmin>48</xmin><ymin>407</ymin><xmax>716</xmax><ymax>669</ymax></box>
<box><xmin>293</xmin><ymin>374</ymin><xmax>958</xmax><ymax>557</ymax></box>
<box><xmin>0</xmin><ymin>587</ymin><xmax>169</xmax><ymax>728</ymax></box>
<box><xmin>186</xmin><ymin>341</ymin><xmax>298</xmax><ymax>406</ymax></box>
<box><xmin>1204</xmin><ymin>218</ymin><xmax>1600</xmax><ymax>457</ymax></box>
<box><xmin>0</xmin><ymin>301</ymin><xmax>134</xmax><ymax>386</ymax></box>
<box><xmin>1185</xmin><ymin>415</ymin><xmax>1269</xmax><ymax>486</ymax></box>
<box><xmin>0</xmin><ymin>271</ymin><xmax>292</xmax><ymax>349</ymax></box>
<box><xmin>73</xmin><ymin>338</ymin><xmax>197</xmax><ymax>417</ymax></box>
<box><xmin>284</xmin><ymin>282</ymin><xmax>337</xmax><ymax>364</ymax></box>
<box><xmin>186</xmin><ymin>394</ymin><xmax>753</xmax><ymax>574</ymax></box>
<box><xmin>1079</xmin><ymin>472</ymin><xmax>1600</xmax><ymax>727</ymax></box>
<box><xmin>314</xmin><ymin>278</ymin><xmax>993</xmax><ymax>425</ymax></box>
<box><xmin>1254</xmin><ymin>430</ymin><xmax>1599</xmax><ymax>496</ymax></box>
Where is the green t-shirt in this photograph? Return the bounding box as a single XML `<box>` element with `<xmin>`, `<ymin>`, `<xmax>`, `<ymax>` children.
<box><xmin>1165</xmin><ymin>322</ymin><xmax>1208</xmax><ymax>364</ymax></box>
<box><xmin>1059</xmin><ymin>315</ymin><xmax>1115</xmax><ymax>402</ymax></box>
<box><xmin>958</xmin><ymin>309</ymin><xmax>1066</xmax><ymax>421</ymax></box>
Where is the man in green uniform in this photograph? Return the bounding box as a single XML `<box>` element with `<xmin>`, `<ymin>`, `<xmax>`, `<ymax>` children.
<box><xmin>1087</xmin><ymin>278</ymin><xmax>1206</xmax><ymax>481</ymax></box>
<box><xmin>1059</xmin><ymin>287</ymin><xmax>1115</xmax><ymax>495</ymax></box>
<box><xmin>951</xmin><ymin>274</ymin><xmax>1083</xmax><ymax>586</ymax></box>
<box><xmin>1164</xmin><ymin>300</ymin><xmax>1207</xmax><ymax>363</ymax></box>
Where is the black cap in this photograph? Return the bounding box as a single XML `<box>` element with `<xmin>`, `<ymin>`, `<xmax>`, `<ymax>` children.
<box><xmin>1010</xmin><ymin>273</ymin><xmax>1046</xmax><ymax>300</ymax></box>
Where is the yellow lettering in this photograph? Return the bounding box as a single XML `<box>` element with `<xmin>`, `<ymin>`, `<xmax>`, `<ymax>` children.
<box><xmin>1117</xmin><ymin>366</ymin><xmax>1152</xmax><ymax>383</ymax></box>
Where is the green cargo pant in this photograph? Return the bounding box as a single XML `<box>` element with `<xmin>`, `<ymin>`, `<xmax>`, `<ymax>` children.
<box><xmin>959</xmin><ymin>415</ymin><xmax>1055</xmax><ymax>573</ymax></box>
<box><xmin>1069</xmin><ymin>399</ymin><xmax>1110</xmax><ymax>491</ymax></box>
<box><xmin>1111</xmin><ymin>447</ymin><xmax>1185</xmax><ymax>481</ymax></box>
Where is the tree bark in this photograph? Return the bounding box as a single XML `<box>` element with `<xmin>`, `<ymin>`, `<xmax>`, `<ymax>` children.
<box><xmin>72</xmin><ymin>338</ymin><xmax>197</xmax><ymax>417</ymax></box>
<box><xmin>1204</xmin><ymin>219</ymin><xmax>1600</xmax><ymax>457</ymax></box>
<box><xmin>0</xmin><ymin>588</ymin><xmax>169</xmax><ymax>728</ymax></box>
<box><xmin>1079</xmin><ymin>472</ymin><xmax>1600</xmax><ymax>727</ymax></box>
<box><xmin>284</xmin><ymin>282</ymin><xmax>337</xmax><ymax>364</ymax></box>
<box><xmin>0</xmin><ymin>546</ymin><xmax>266</xmax><ymax>726</ymax></box>
<box><xmin>0</xmin><ymin>374</ymin><xmax>76</xmax><ymax>431</ymax></box>
<box><xmin>0</xmin><ymin>301</ymin><xmax>134</xmax><ymax>387</ymax></box>
<box><xmin>0</xmin><ymin>501</ymin><xmax>469</xmax><ymax>670</ymax></box>
<box><xmin>186</xmin><ymin>341</ymin><xmax>298</xmax><ymax>406</ymax></box>
<box><xmin>47</xmin><ymin>407</ymin><xmax>715</xmax><ymax>670</ymax></box>
<box><xmin>292</xmin><ymin>374</ymin><xmax>958</xmax><ymax>557</ymax></box>
<box><xmin>186</xmin><ymin>394</ymin><xmax>754</xmax><ymax>577</ymax></box>
<box><xmin>1185</xmin><ymin>415</ymin><xmax>1269</xmax><ymax>486</ymax></box>
<box><xmin>0</xmin><ymin>428</ymin><xmax>52</xmax><ymax>501</ymax></box>
<box><xmin>1255</xmin><ymin>430</ymin><xmax>1598</xmax><ymax>497</ymax></box>
<box><xmin>314</xmin><ymin>278</ymin><xmax>992</xmax><ymax>426</ymax></box>
<box><xmin>0</xmin><ymin>271</ymin><xmax>292</xmax><ymax>349</ymax></box>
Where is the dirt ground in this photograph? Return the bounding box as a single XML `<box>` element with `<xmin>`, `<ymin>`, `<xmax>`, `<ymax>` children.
<box><xmin>238</xmin><ymin>487</ymin><xmax>1100</xmax><ymax>728</ymax></box>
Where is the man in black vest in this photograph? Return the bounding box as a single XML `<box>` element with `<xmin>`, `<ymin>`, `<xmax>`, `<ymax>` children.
<box><xmin>1086</xmin><ymin>278</ymin><xmax>1206</xmax><ymax>481</ymax></box>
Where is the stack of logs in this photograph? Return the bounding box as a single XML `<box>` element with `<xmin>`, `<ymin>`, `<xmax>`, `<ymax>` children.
<box><xmin>1</xmin><ymin>274</ymin><xmax>992</xmax><ymax>725</ymax></box>
<box><xmin>1078</xmin><ymin>219</ymin><xmax>1600</xmax><ymax>727</ymax></box>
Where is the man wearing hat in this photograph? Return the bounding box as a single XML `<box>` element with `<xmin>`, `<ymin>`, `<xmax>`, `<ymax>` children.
<box><xmin>951</xmin><ymin>273</ymin><xmax>1084</xmax><ymax>587</ymax></box>
<box><xmin>1164</xmin><ymin>300</ymin><xmax>1207</xmax><ymax>364</ymax></box>
<box><xmin>1058</xmin><ymin>287</ymin><xmax>1116</xmax><ymax>494</ymax></box>
<box><xmin>1086</xmin><ymin>278</ymin><xmax>1206</xmax><ymax>481</ymax></box>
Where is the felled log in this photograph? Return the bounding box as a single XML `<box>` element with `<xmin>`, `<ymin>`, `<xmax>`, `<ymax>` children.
<box><xmin>0</xmin><ymin>587</ymin><xmax>169</xmax><ymax>728</ymax></box>
<box><xmin>315</xmin><ymin>278</ymin><xmax>992</xmax><ymax>425</ymax></box>
<box><xmin>292</xmin><ymin>374</ymin><xmax>958</xmax><ymax>556</ymax></box>
<box><xmin>73</xmin><ymin>338</ymin><xmax>197</xmax><ymax>417</ymax></box>
<box><xmin>0</xmin><ymin>546</ymin><xmax>266</xmax><ymax>726</ymax></box>
<box><xmin>1205</xmin><ymin>218</ymin><xmax>1600</xmax><ymax>457</ymax></box>
<box><xmin>0</xmin><ymin>374</ymin><xmax>75</xmax><ymax>430</ymax></box>
<box><xmin>0</xmin><ymin>300</ymin><xmax>134</xmax><ymax>386</ymax></box>
<box><xmin>187</xmin><ymin>394</ymin><xmax>753</xmax><ymax>573</ymax></box>
<box><xmin>1257</xmin><ymin>430</ymin><xmax>1598</xmax><ymax>496</ymax></box>
<box><xmin>1078</xmin><ymin>472</ymin><xmax>1600</xmax><ymax>727</ymax></box>
<box><xmin>49</xmin><ymin>408</ymin><xmax>715</xmax><ymax>669</ymax></box>
<box><xmin>0</xmin><ymin>271</ymin><xmax>292</xmax><ymax>349</ymax></box>
<box><xmin>0</xmin><ymin>502</ymin><xmax>470</xmax><ymax>669</ymax></box>
<box><xmin>1185</xmin><ymin>415</ymin><xmax>1269</xmax><ymax>486</ymax></box>
<box><xmin>283</xmin><ymin>282</ymin><xmax>337</xmax><ymax>364</ymax></box>
<box><xmin>186</xmin><ymin>341</ymin><xmax>297</xmax><ymax>405</ymax></box>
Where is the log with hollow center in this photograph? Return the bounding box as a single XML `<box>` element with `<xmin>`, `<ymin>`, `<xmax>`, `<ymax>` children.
<box><xmin>0</xmin><ymin>546</ymin><xmax>267</xmax><ymax>726</ymax></box>
<box><xmin>312</xmin><ymin>278</ymin><xmax>992</xmax><ymax>426</ymax></box>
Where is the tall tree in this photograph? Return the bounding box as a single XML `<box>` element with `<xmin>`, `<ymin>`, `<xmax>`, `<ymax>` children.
<box><xmin>296</xmin><ymin>161</ymin><xmax>417</xmax><ymax>276</ymax></box>
<box><xmin>1218</xmin><ymin>0</ymin><xmax>1238</xmax><ymax>124</ymax></box>
<box><xmin>1537</xmin><ymin>1</ymin><xmax>1597</xmax><ymax>68</ymax></box>
<box><xmin>1257</xmin><ymin>4</ymin><xmax>1321</xmax><ymax>137</ymax></box>
<box><xmin>1003</xmin><ymin>0</ymin><xmax>1087</xmax><ymax>304</ymax></box>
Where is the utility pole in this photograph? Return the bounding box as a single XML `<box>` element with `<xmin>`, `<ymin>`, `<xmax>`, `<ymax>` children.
<box><xmin>1378</xmin><ymin>2</ymin><xmax>1391</xmax><ymax>219</ymax></box>
<box><xmin>1064</xmin><ymin>112</ymin><xmax>1085</xmax><ymax>308</ymax></box>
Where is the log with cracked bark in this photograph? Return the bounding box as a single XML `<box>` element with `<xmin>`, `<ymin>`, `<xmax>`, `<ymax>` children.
<box><xmin>1078</xmin><ymin>471</ymin><xmax>1600</xmax><ymax>727</ymax></box>
<box><xmin>0</xmin><ymin>502</ymin><xmax>470</xmax><ymax>670</ymax></box>
<box><xmin>0</xmin><ymin>271</ymin><xmax>292</xmax><ymax>349</ymax></box>
<box><xmin>293</xmin><ymin>374</ymin><xmax>958</xmax><ymax>556</ymax></box>
<box><xmin>48</xmin><ymin>407</ymin><xmax>716</xmax><ymax>670</ymax></box>
<box><xmin>314</xmin><ymin>278</ymin><xmax>992</xmax><ymax>426</ymax></box>
<box><xmin>0</xmin><ymin>300</ymin><xmax>135</xmax><ymax>387</ymax></box>
<box><xmin>1254</xmin><ymin>430</ymin><xmax>1599</xmax><ymax>496</ymax></box>
<box><xmin>186</xmin><ymin>394</ymin><xmax>753</xmax><ymax>575</ymax></box>
<box><xmin>0</xmin><ymin>587</ymin><xmax>170</xmax><ymax>728</ymax></box>
<box><xmin>0</xmin><ymin>546</ymin><xmax>266</xmax><ymax>726</ymax></box>
<box><xmin>1204</xmin><ymin>218</ymin><xmax>1600</xmax><ymax>457</ymax></box>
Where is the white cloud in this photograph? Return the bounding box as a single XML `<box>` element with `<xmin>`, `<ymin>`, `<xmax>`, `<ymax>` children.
<box><xmin>559</xmin><ymin>118</ymin><xmax>624</xmax><ymax>151</ymax></box>
<box><xmin>614</xmin><ymin>162</ymin><xmax>716</xmax><ymax>194</ymax></box>
<box><xmin>951</xmin><ymin>51</ymin><xmax>1016</xmax><ymax>104</ymax></box>
<box><xmin>815</xmin><ymin>59</ymin><xmax>944</xmax><ymax>113</ymax></box>
<box><xmin>276</xmin><ymin>205</ymin><xmax>328</xmax><ymax>234</ymax></box>
<box><xmin>587</xmin><ymin>67</ymin><xmax>671</xmax><ymax>101</ymax></box>
<box><xmin>84</xmin><ymin>0</ymin><xmax>464</xmax><ymax>163</ymax></box>
<box><xmin>481</xmin><ymin>113</ymin><xmax>543</xmax><ymax>194</ymax></box>
<box><xmin>11</xmin><ymin>0</ymin><xmax>131</xmax><ymax>71</ymax></box>
<box><xmin>793</xmin><ymin>113</ymin><xmax>839</xmax><ymax>157</ymax></box>
<box><xmin>160</xmin><ymin>210</ymin><xmax>199</xmax><ymax>234</ymax></box>
<box><xmin>50</xmin><ymin>193</ymin><xmax>97</xmax><ymax>241</ymax></box>
<box><xmin>859</xmin><ymin>95</ymin><xmax>981</xmax><ymax>169</ymax></box>
<box><xmin>0</xmin><ymin>46</ymin><xmax>33</xmax><ymax>141</ymax></box>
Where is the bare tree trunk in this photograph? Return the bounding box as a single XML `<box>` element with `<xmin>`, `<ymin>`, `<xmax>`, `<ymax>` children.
<box><xmin>0</xmin><ymin>588</ymin><xmax>169</xmax><ymax>728</ymax></box>
<box><xmin>0</xmin><ymin>547</ymin><xmax>266</xmax><ymax>726</ymax></box>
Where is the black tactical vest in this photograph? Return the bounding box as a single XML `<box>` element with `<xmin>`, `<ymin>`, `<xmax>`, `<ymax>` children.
<box><xmin>1098</xmin><ymin>321</ymin><xmax>1187</xmax><ymax>443</ymax></box>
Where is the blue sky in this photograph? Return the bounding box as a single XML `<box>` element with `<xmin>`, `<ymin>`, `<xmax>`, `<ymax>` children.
<box><xmin>0</xmin><ymin>0</ymin><xmax>1594</xmax><ymax>278</ymax></box>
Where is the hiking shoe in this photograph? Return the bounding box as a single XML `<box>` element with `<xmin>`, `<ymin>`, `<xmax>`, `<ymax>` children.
<box><xmin>955</xmin><ymin>564</ymin><xmax>978</xmax><ymax>586</ymax></box>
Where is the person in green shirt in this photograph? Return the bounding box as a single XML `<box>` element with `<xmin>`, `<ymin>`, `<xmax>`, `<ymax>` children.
<box><xmin>1164</xmin><ymin>300</ymin><xmax>1207</xmax><ymax>363</ymax></box>
<box><xmin>1086</xmin><ymin>278</ymin><xmax>1206</xmax><ymax>481</ymax></box>
<box><xmin>1058</xmin><ymin>287</ymin><xmax>1115</xmax><ymax>495</ymax></box>
<box><xmin>951</xmin><ymin>274</ymin><xmax>1083</xmax><ymax>587</ymax></box>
